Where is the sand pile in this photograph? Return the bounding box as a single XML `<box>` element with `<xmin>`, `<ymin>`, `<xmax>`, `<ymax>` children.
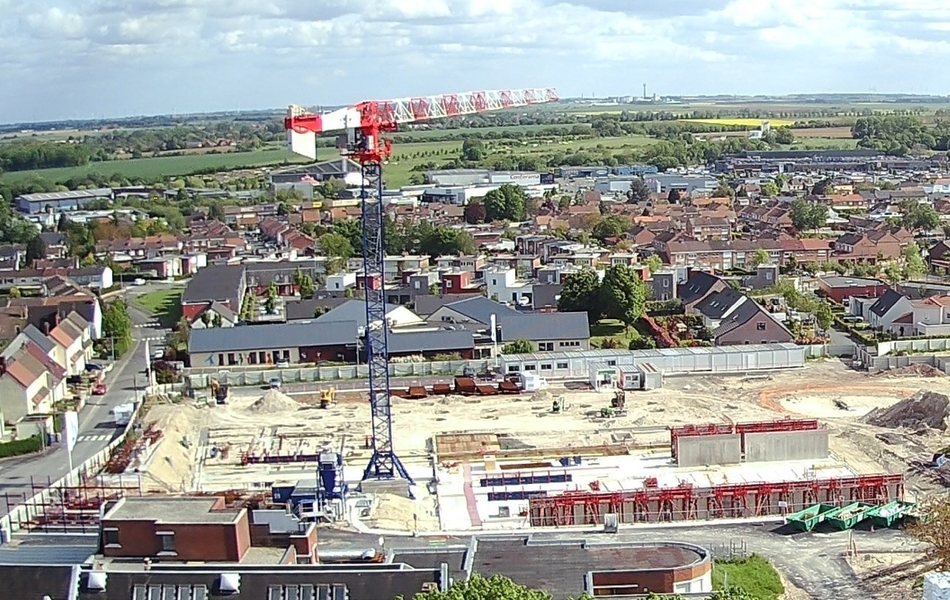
<box><xmin>248</xmin><ymin>389</ymin><xmax>299</xmax><ymax>413</ymax></box>
<box><xmin>138</xmin><ymin>404</ymin><xmax>202</xmax><ymax>492</ymax></box>
<box><xmin>863</xmin><ymin>390</ymin><xmax>950</xmax><ymax>431</ymax></box>
<box><xmin>876</xmin><ymin>364</ymin><xmax>946</xmax><ymax>378</ymax></box>
<box><xmin>362</xmin><ymin>493</ymin><xmax>440</xmax><ymax>532</ymax></box>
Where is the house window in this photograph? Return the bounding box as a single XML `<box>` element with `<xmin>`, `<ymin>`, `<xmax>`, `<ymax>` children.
<box><xmin>158</xmin><ymin>532</ymin><xmax>176</xmax><ymax>554</ymax></box>
<box><xmin>607</xmin><ymin>360</ymin><xmax>617</xmax><ymax>366</ymax></box>
<box><xmin>756</xmin><ymin>322</ymin><xmax>766</xmax><ymax>330</ymax></box>
<box><xmin>103</xmin><ymin>528</ymin><xmax>120</xmax><ymax>547</ymax></box>
<box><xmin>218</xmin><ymin>354</ymin><xmax>225</xmax><ymax>366</ymax></box>
<box><xmin>538</xmin><ymin>342</ymin><xmax>554</xmax><ymax>352</ymax></box>
<box><xmin>663</xmin><ymin>279</ymin><xmax>670</xmax><ymax>288</ymax></box>
<box><xmin>227</xmin><ymin>353</ymin><xmax>236</xmax><ymax>365</ymax></box>
<box><xmin>446</xmin><ymin>280</ymin><xmax>453</xmax><ymax>288</ymax></box>
<box><xmin>507</xmin><ymin>366</ymin><xmax>520</xmax><ymax>373</ymax></box>
<box><xmin>556</xmin><ymin>362</ymin><xmax>569</xmax><ymax>369</ymax></box>
<box><xmin>524</xmin><ymin>364</ymin><xmax>536</xmax><ymax>371</ymax></box>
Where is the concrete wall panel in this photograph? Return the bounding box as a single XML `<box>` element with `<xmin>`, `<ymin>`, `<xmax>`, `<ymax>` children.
<box><xmin>744</xmin><ymin>429</ymin><xmax>829</xmax><ymax>463</ymax></box>
<box><xmin>676</xmin><ymin>434</ymin><xmax>742</xmax><ymax>467</ymax></box>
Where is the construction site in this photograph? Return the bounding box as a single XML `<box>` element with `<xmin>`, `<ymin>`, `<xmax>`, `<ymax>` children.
<box><xmin>19</xmin><ymin>358</ymin><xmax>948</xmax><ymax>536</ymax></box>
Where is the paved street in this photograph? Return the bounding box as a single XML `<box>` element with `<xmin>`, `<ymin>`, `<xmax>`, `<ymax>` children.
<box><xmin>0</xmin><ymin>302</ymin><xmax>164</xmax><ymax>516</ymax></box>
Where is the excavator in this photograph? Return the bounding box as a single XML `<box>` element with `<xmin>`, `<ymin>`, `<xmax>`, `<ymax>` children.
<box><xmin>319</xmin><ymin>387</ymin><xmax>336</xmax><ymax>409</ymax></box>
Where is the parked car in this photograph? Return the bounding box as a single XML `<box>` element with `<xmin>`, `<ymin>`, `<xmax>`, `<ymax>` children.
<box><xmin>85</xmin><ymin>363</ymin><xmax>104</xmax><ymax>372</ymax></box>
<box><xmin>268</xmin><ymin>378</ymin><xmax>281</xmax><ymax>390</ymax></box>
<box><xmin>92</xmin><ymin>383</ymin><xmax>107</xmax><ymax>395</ymax></box>
<box><xmin>275</xmin><ymin>359</ymin><xmax>290</xmax><ymax>368</ymax></box>
<box><xmin>66</xmin><ymin>375</ymin><xmax>83</xmax><ymax>385</ymax></box>
<box><xmin>152</xmin><ymin>348</ymin><xmax>165</xmax><ymax>360</ymax></box>
<box><xmin>133</xmin><ymin>278</ymin><xmax>146</xmax><ymax>286</ymax></box>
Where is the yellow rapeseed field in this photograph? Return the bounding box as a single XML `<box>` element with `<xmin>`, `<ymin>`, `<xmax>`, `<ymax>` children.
<box><xmin>679</xmin><ymin>118</ymin><xmax>796</xmax><ymax>127</ymax></box>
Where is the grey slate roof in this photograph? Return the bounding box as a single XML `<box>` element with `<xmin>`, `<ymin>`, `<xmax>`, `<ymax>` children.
<box><xmin>498</xmin><ymin>312</ymin><xmax>590</xmax><ymax>342</ymax></box>
<box><xmin>444</xmin><ymin>295</ymin><xmax>520</xmax><ymax>326</ymax></box>
<box><xmin>314</xmin><ymin>300</ymin><xmax>409</xmax><ymax>327</ymax></box>
<box><xmin>870</xmin><ymin>289</ymin><xmax>904</xmax><ymax>317</ymax></box>
<box><xmin>181</xmin><ymin>264</ymin><xmax>245</xmax><ymax>305</ymax></box>
<box><xmin>22</xmin><ymin>324</ymin><xmax>55</xmax><ymax>355</ymax></box>
<box><xmin>285</xmin><ymin>297</ymin><xmax>349</xmax><ymax>321</ymax></box>
<box><xmin>189</xmin><ymin>320</ymin><xmax>358</xmax><ymax>353</ymax></box>
<box><xmin>0</xmin><ymin>564</ymin><xmax>77</xmax><ymax>600</ymax></box>
<box><xmin>531</xmin><ymin>283</ymin><xmax>562</xmax><ymax>309</ymax></box>
<box><xmin>712</xmin><ymin>298</ymin><xmax>791</xmax><ymax>341</ymax></box>
<box><xmin>694</xmin><ymin>288</ymin><xmax>747</xmax><ymax>320</ymax></box>
<box><xmin>679</xmin><ymin>271</ymin><xmax>726</xmax><ymax>307</ymax></box>
<box><xmin>413</xmin><ymin>293</ymin><xmax>483</xmax><ymax>317</ymax></box>
<box><xmin>387</xmin><ymin>329</ymin><xmax>475</xmax><ymax>353</ymax></box>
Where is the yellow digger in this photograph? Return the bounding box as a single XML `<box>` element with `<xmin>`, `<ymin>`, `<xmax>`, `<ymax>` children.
<box><xmin>319</xmin><ymin>387</ymin><xmax>336</xmax><ymax>409</ymax></box>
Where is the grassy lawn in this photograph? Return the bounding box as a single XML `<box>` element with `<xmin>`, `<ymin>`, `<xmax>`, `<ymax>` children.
<box><xmin>712</xmin><ymin>555</ymin><xmax>784</xmax><ymax>600</ymax></box>
<box><xmin>589</xmin><ymin>318</ymin><xmax>643</xmax><ymax>347</ymax></box>
<box><xmin>133</xmin><ymin>288</ymin><xmax>183</xmax><ymax>328</ymax></box>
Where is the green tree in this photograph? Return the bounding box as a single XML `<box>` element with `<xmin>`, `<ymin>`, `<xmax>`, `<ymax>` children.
<box><xmin>409</xmin><ymin>574</ymin><xmax>551</xmax><ymax>600</ymax></box>
<box><xmin>483</xmin><ymin>184</ymin><xmax>527</xmax><ymax>222</ymax></box>
<box><xmin>815</xmin><ymin>302</ymin><xmax>834</xmax><ymax>331</ymax></box>
<box><xmin>319</xmin><ymin>232</ymin><xmax>355</xmax><ymax>260</ymax></box>
<box><xmin>644</xmin><ymin>254</ymin><xmax>663</xmax><ymax>273</ymax></box>
<box><xmin>901</xmin><ymin>201</ymin><xmax>940</xmax><ymax>231</ymax></box>
<box><xmin>8</xmin><ymin>287</ymin><xmax>20</xmax><ymax>298</ymax></box>
<box><xmin>759</xmin><ymin>181</ymin><xmax>780</xmax><ymax>197</ymax></box>
<box><xmin>461</xmin><ymin>138</ymin><xmax>486</xmax><ymax>162</ymax></box>
<box><xmin>667</xmin><ymin>188</ymin><xmax>682</xmax><ymax>203</ymax></box>
<box><xmin>102</xmin><ymin>299</ymin><xmax>134</xmax><ymax>357</ymax></box>
<box><xmin>557</xmin><ymin>269</ymin><xmax>601</xmax><ymax>323</ymax></box>
<box><xmin>789</xmin><ymin>199</ymin><xmax>828</xmax><ymax>232</ymax></box>
<box><xmin>591</xmin><ymin>214</ymin><xmax>630</xmax><ymax>242</ymax></box>
<box><xmin>627</xmin><ymin>178</ymin><xmax>652</xmax><ymax>204</ymax></box>
<box><xmin>811</xmin><ymin>177</ymin><xmax>833</xmax><ymax>195</ymax></box>
<box><xmin>25</xmin><ymin>235</ymin><xmax>46</xmax><ymax>265</ymax></box>
<box><xmin>464</xmin><ymin>201</ymin><xmax>487</xmax><ymax>224</ymax></box>
<box><xmin>772</xmin><ymin>127</ymin><xmax>794</xmax><ymax>144</ymax></box>
<box><xmin>265</xmin><ymin>281</ymin><xmax>278</xmax><ymax>315</ymax></box>
<box><xmin>712</xmin><ymin>181</ymin><xmax>734</xmax><ymax>198</ymax></box>
<box><xmin>501</xmin><ymin>339</ymin><xmax>534</xmax><ymax>354</ymax></box>
<box><xmin>903</xmin><ymin>240</ymin><xmax>927</xmax><ymax>278</ymax></box>
<box><xmin>600</xmin><ymin>264</ymin><xmax>647</xmax><ymax>330</ymax></box>
<box><xmin>748</xmin><ymin>248</ymin><xmax>771</xmax><ymax>268</ymax></box>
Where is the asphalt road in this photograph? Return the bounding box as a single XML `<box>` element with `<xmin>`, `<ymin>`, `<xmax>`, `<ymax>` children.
<box><xmin>318</xmin><ymin>522</ymin><xmax>924</xmax><ymax>600</ymax></box>
<box><xmin>0</xmin><ymin>302</ymin><xmax>164</xmax><ymax>516</ymax></box>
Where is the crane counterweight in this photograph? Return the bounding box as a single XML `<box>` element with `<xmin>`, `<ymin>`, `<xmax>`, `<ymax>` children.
<box><xmin>284</xmin><ymin>87</ymin><xmax>558</xmax><ymax>485</ymax></box>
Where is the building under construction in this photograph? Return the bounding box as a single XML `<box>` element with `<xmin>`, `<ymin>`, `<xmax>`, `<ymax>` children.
<box><xmin>433</xmin><ymin>417</ymin><xmax>905</xmax><ymax>530</ymax></box>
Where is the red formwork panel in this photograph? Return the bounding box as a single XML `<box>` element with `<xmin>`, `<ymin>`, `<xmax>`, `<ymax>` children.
<box><xmin>735</xmin><ymin>419</ymin><xmax>819</xmax><ymax>434</ymax></box>
<box><xmin>527</xmin><ymin>474</ymin><xmax>904</xmax><ymax>526</ymax></box>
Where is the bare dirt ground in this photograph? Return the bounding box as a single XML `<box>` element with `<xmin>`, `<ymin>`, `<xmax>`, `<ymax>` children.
<box><xmin>133</xmin><ymin>360</ymin><xmax>950</xmax><ymax>499</ymax></box>
<box><xmin>847</xmin><ymin>551</ymin><xmax>933</xmax><ymax>600</ymax></box>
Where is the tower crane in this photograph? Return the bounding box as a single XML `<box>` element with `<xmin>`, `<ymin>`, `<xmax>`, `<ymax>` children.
<box><xmin>284</xmin><ymin>88</ymin><xmax>559</xmax><ymax>484</ymax></box>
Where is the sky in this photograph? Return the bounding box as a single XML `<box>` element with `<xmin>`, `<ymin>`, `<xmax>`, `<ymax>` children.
<box><xmin>3</xmin><ymin>0</ymin><xmax>950</xmax><ymax>123</ymax></box>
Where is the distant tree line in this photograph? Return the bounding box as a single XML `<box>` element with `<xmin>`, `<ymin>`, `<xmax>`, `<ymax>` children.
<box><xmin>0</xmin><ymin>142</ymin><xmax>92</xmax><ymax>171</ymax></box>
<box><xmin>851</xmin><ymin>114</ymin><xmax>950</xmax><ymax>154</ymax></box>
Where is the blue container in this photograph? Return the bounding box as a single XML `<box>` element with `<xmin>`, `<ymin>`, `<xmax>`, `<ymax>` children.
<box><xmin>559</xmin><ymin>457</ymin><xmax>571</xmax><ymax>467</ymax></box>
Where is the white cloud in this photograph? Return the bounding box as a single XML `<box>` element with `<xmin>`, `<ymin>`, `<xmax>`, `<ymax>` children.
<box><xmin>3</xmin><ymin>0</ymin><xmax>950</xmax><ymax>122</ymax></box>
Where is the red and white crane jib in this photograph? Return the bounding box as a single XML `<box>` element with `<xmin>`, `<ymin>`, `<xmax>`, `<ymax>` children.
<box><xmin>285</xmin><ymin>87</ymin><xmax>559</xmax><ymax>160</ymax></box>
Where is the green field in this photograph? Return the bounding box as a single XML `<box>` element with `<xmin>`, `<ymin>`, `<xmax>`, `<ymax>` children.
<box><xmin>133</xmin><ymin>288</ymin><xmax>182</xmax><ymax>328</ymax></box>
<box><xmin>0</xmin><ymin>146</ymin><xmax>312</xmax><ymax>184</ymax></box>
<box><xmin>394</xmin><ymin>123</ymin><xmax>586</xmax><ymax>141</ymax></box>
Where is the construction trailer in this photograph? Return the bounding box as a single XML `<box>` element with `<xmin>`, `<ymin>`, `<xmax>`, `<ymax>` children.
<box><xmin>616</xmin><ymin>363</ymin><xmax>663</xmax><ymax>391</ymax></box>
<box><xmin>527</xmin><ymin>474</ymin><xmax>905</xmax><ymax>526</ymax></box>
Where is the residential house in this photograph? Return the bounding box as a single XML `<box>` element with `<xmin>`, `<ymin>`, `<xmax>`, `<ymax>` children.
<box><xmin>711</xmin><ymin>297</ymin><xmax>794</xmax><ymax>346</ymax></box>
<box><xmin>0</xmin><ymin>349</ymin><xmax>55</xmax><ymax>423</ymax></box>
<box><xmin>678</xmin><ymin>271</ymin><xmax>729</xmax><ymax>311</ymax></box>
<box><xmin>686</xmin><ymin>217</ymin><xmax>731</xmax><ymax>242</ymax></box>
<box><xmin>779</xmin><ymin>239</ymin><xmax>832</xmax><ymax>266</ymax></box>
<box><xmin>181</xmin><ymin>264</ymin><xmax>247</xmax><ymax>321</ymax></box>
<box><xmin>189</xmin><ymin>302</ymin><xmax>239</xmax><ymax>329</ymax></box>
<box><xmin>37</xmin><ymin>232</ymin><xmax>68</xmax><ymax>259</ymax></box>
<box><xmin>484</xmin><ymin>267</ymin><xmax>534</xmax><ymax>307</ymax></box>
<box><xmin>906</xmin><ymin>295</ymin><xmax>950</xmax><ymax>337</ymax></box>
<box><xmin>692</xmin><ymin>288</ymin><xmax>748</xmax><ymax>330</ymax></box>
<box><xmin>0</xmin><ymin>305</ymin><xmax>28</xmax><ymax>349</ymax></box>
<box><xmin>48</xmin><ymin>316</ymin><xmax>87</xmax><ymax>375</ymax></box>
<box><xmin>189</xmin><ymin>321</ymin><xmax>359</xmax><ymax>366</ymax></box>
<box><xmin>314</xmin><ymin>300</ymin><xmax>424</xmax><ymax>329</ymax></box>
<box><xmin>867</xmin><ymin>289</ymin><xmax>914</xmax><ymax>333</ymax></box>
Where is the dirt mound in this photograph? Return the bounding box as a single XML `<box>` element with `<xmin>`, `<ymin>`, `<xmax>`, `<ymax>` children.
<box><xmin>248</xmin><ymin>389</ymin><xmax>299</xmax><ymax>413</ymax></box>
<box><xmin>875</xmin><ymin>364</ymin><xmax>946</xmax><ymax>378</ymax></box>
<box><xmin>863</xmin><ymin>390</ymin><xmax>949</xmax><ymax>431</ymax></box>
